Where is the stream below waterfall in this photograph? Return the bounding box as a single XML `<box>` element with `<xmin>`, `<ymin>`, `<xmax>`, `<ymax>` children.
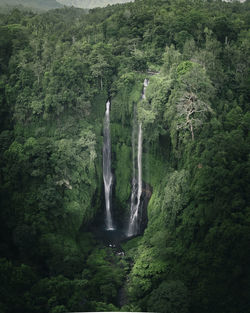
<box><xmin>92</xmin><ymin>227</ymin><xmax>140</xmax><ymax>254</ymax></box>
<box><xmin>94</xmin><ymin>228</ymin><xmax>137</xmax><ymax>308</ymax></box>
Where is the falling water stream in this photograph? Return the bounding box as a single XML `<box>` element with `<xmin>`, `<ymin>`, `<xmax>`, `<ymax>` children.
<box><xmin>127</xmin><ymin>79</ymin><xmax>148</xmax><ymax>237</ymax></box>
<box><xmin>103</xmin><ymin>100</ymin><xmax>115</xmax><ymax>230</ymax></box>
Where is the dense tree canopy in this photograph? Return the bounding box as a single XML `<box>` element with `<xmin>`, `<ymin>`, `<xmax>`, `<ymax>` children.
<box><xmin>0</xmin><ymin>0</ymin><xmax>249</xmax><ymax>312</ymax></box>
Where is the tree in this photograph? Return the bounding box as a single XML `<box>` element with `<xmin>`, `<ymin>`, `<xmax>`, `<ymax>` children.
<box><xmin>89</xmin><ymin>43</ymin><xmax>115</xmax><ymax>90</ymax></box>
<box><xmin>147</xmin><ymin>280</ymin><xmax>188</xmax><ymax>313</ymax></box>
<box><xmin>174</xmin><ymin>62</ymin><xmax>214</xmax><ymax>141</ymax></box>
<box><xmin>176</xmin><ymin>90</ymin><xmax>213</xmax><ymax>140</ymax></box>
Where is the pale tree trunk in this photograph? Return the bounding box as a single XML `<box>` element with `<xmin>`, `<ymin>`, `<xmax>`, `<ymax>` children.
<box><xmin>186</xmin><ymin>110</ymin><xmax>195</xmax><ymax>141</ymax></box>
<box><xmin>190</xmin><ymin>123</ymin><xmax>195</xmax><ymax>141</ymax></box>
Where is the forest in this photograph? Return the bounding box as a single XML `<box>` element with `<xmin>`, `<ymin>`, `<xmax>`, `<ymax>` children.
<box><xmin>0</xmin><ymin>0</ymin><xmax>63</xmax><ymax>11</ymax></box>
<box><xmin>57</xmin><ymin>0</ymin><xmax>133</xmax><ymax>9</ymax></box>
<box><xmin>0</xmin><ymin>0</ymin><xmax>249</xmax><ymax>312</ymax></box>
<box><xmin>0</xmin><ymin>0</ymin><xmax>132</xmax><ymax>11</ymax></box>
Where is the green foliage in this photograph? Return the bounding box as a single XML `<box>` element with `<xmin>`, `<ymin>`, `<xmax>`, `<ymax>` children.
<box><xmin>85</xmin><ymin>247</ymin><xmax>126</xmax><ymax>303</ymax></box>
<box><xmin>0</xmin><ymin>1</ymin><xmax>249</xmax><ymax>313</ymax></box>
<box><xmin>121</xmin><ymin>236</ymin><xmax>142</xmax><ymax>254</ymax></box>
<box><xmin>0</xmin><ymin>258</ymin><xmax>37</xmax><ymax>312</ymax></box>
<box><xmin>147</xmin><ymin>280</ymin><xmax>188</xmax><ymax>313</ymax></box>
<box><xmin>120</xmin><ymin>303</ymin><xmax>141</xmax><ymax>312</ymax></box>
<box><xmin>111</xmin><ymin>72</ymin><xmax>142</xmax><ymax>123</ymax></box>
<box><xmin>138</xmin><ymin>75</ymin><xmax>172</xmax><ymax>141</ymax></box>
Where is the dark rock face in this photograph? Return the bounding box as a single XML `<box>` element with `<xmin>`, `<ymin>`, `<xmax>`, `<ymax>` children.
<box><xmin>138</xmin><ymin>182</ymin><xmax>152</xmax><ymax>235</ymax></box>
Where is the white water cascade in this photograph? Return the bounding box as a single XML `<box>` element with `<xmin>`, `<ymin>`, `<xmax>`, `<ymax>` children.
<box><xmin>103</xmin><ymin>100</ymin><xmax>115</xmax><ymax>230</ymax></box>
<box><xmin>127</xmin><ymin>79</ymin><xmax>148</xmax><ymax>237</ymax></box>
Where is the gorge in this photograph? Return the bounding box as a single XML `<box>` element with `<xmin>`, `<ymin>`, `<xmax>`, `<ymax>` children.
<box><xmin>0</xmin><ymin>1</ymin><xmax>249</xmax><ymax>313</ymax></box>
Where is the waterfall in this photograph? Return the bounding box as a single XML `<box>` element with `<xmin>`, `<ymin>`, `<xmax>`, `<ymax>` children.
<box><xmin>142</xmin><ymin>78</ymin><xmax>148</xmax><ymax>99</ymax></box>
<box><xmin>127</xmin><ymin>79</ymin><xmax>148</xmax><ymax>237</ymax></box>
<box><xmin>103</xmin><ymin>100</ymin><xmax>115</xmax><ymax>230</ymax></box>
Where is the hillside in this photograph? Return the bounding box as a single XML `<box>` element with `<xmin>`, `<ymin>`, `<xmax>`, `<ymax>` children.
<box><xmin>0</xmin><ymin>0</ymin><xmax>63</xmax><ymax>10</ymax></box>
<box><xmin>0</xmin><ymin>0</ymin><xmax>249</xmax><ymax>312</ymax></box>
<box><xmin>57</xmin><ymin>0</ymin><xmax>133</xmax><ymax>9</ymax></box>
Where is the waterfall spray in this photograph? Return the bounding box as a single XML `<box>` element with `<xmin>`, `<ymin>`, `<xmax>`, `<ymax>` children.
<box><xmin>103</xmin><ymin>100</ymin><xmax>115</xmax><ymax>230</ymax></box>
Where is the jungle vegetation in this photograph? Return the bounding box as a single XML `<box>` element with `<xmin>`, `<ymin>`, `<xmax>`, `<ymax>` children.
<box><xmin>0</xmin><ymin>0</ymin><xmax>249</xmax><ymax>312</ymax></box>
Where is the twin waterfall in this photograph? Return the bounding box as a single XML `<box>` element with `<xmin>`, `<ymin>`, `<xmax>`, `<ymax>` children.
<box><xmin>102</xmin><ymin>79</ymin><xmax>149</xmax><ymax>236</ymax></box>
<box><xmin>103</xmin><ymin>100</ymin><xmax>115</xmax><ymax>230</ymax></box>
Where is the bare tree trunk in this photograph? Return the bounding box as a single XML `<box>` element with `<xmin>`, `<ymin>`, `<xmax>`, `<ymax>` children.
<box><xmin>190</xmin><ymin>123</ymin><xmax>195</xmax><ymax>141</ymax></box>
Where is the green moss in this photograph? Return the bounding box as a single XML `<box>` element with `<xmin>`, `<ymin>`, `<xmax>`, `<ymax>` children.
<box><xmin>110</xmin><ymin>122</ymin><xmax>132</xmax><ymax>213</ymax></box>
<box><xmin>111</xmin><ymin>122</ymin><xmax>131</xmax><ymax>145</ymax></box>
<box><xmin>144</xmin><ymin>148</ymin><xmax>169</xmax><ymax>187</ymax></box>
<box><xmin>113</xmin><ymin>142</ymin><xmax>132</xmax><ymax>210</ymax></box>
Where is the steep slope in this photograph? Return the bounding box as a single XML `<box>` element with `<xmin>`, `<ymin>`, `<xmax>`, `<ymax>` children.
<box><xmin>0</xmin><ymin>0</ymin><xmax>249</xmax><ymax>312</ymax></box>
